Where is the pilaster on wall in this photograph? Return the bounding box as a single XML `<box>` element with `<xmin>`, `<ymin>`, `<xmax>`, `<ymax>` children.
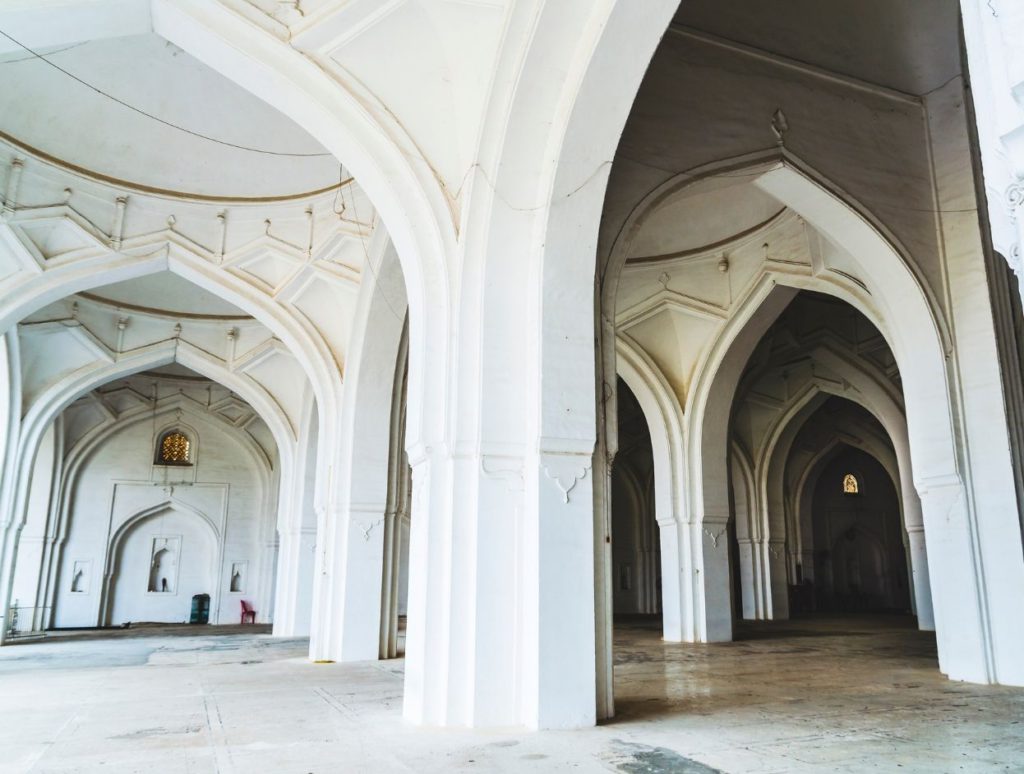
<box><xmin>925</xmin><ymin>72</ymin><xmax>1024</xmax><ymax>686</ymax></box>
<box><xmin>272</xmin><ymin>397</ymin><xmax>318</xmax><ymax>638</ymax></box>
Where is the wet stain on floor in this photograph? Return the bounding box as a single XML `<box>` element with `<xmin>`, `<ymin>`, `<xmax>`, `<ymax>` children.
<box><xmin>608</xmin><ymin>741</ymin><xmax>722</xmax><ymax>773</ymax></box>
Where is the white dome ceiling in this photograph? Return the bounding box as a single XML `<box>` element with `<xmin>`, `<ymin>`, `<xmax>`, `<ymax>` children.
<box><xmin>0</xmin><ymin>33</ymin><xmax>338</xmax><ymax>198</ymax></box>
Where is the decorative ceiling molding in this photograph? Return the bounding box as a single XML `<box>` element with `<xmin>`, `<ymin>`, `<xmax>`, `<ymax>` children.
<box><xmin>616</xmin><ymin>286</ymin><xmax>728</xmax><ymax>330</ymax></box>
<box><xmin>76</xmin><ymin>292</ymin><xmax>251</xmax><ymax>321</ymax></box>
<box><xmin>626</xmin><ymin>207</ymin><xmax>789</xmax><ymax>266</ymax></box>
<box><xmin>0</xmin><ymin>132</ymin><xmax>352</xmax><ymax>205</ymax></box>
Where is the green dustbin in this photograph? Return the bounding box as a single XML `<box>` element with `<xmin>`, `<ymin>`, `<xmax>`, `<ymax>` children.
<box><xmin>190</xmin><ymin>593</ymin><xmax>210</xmax><ymax>624</ymax></box>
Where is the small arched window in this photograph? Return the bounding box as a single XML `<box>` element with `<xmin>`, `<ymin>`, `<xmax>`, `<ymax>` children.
<box><xmin>156</xmin><ymin>430</ymin><xmax>192</xmax><ymax>466</ymax></box>
<box><xmin>842</xmin><ymin>473</ymin><xmax>859</xmax><ymax>495</ymax></box>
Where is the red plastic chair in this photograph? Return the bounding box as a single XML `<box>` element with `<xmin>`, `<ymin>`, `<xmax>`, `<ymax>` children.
<box><xmin>240</xmin><ymin>600</ymin><xmax>257</xmax><ymax>624</ymax></box>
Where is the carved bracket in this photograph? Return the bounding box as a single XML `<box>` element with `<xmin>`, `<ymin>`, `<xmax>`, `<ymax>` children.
<box><xmin>542</xmin><ymin>455</ymin><xmax>592</xmax><ymax>504</ymax></box>
<box><xmin>481</xmin><ymin>454</ymin><xmax>525</xmax><ymax>494</ymax></box>
<box><xmin>703</xmin><ymin>525</ymin><xmax>727</xmax><ymax>549</ymax></box>
<box><xmin>352</xmin><ymin>516</ymin><xmax>383</xmax><ymax>542</ymax></box>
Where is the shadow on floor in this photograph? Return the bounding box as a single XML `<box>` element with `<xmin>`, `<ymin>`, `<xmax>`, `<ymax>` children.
<box><xmin>6</xmin><ymin>622</ymin><xmax>272</xmax><ymax>646</ymax></box>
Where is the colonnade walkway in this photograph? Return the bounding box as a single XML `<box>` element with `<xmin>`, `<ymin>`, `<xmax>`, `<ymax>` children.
<box><xmin>2</xmin><ymin>616</ymin><xmax>1021</xmax><ymax>772</ymax></box>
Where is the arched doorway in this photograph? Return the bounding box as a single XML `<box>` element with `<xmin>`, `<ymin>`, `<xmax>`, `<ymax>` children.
<box><xmin>611</xmin><ymin>378</ymin><xmax>661</xmax><ymax>624</ymax></box>
<box><xmin>107</xmin><ymin>505</ymin><xmax>218</xmax><ymax>626</ymax></box>
<box><xmin>807</xmin><ymin>446</ymin><xmax>911</xmax><ymax>615</ymax></box>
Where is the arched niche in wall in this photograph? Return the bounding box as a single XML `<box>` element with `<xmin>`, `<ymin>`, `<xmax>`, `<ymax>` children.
<box><xmin>154</xmin><ymin>428</ymin><xmax>194</xmax><ymax>467</ymax></box>
<box><xmin>103</xmin><ymin>501</ymin><xmax>220</xmax><ymax>626</ymax></box>
<box><xmin>151</xmin><ymin>420</ymin><xmax>202</xmax><ymax>486</ymax></box>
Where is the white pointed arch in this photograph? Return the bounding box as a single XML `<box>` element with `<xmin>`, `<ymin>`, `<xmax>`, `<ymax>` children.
<box><xmin>0</xmin><ymin>242</ymin><xmax>337</xmax><ymax>414</ymax></box>
<box><xmin>605</xmin><ymin>151</ymin><xmax>1000</xmax><ymax>681</ymax></box>
<box><xmin>40</xmin><ymin>393</ymin><xmax>277</xmax><ymax>630</ymax></box>
<box><xmin>615</xmin><ymin>334</ymin><xmax>690</xmax><ymax>643</ymax></box>
<box><xmin>0</xmin><ymin>338</ymin><xmax>296</xmax><ymax>641</ymax></box>
<box><xmin>149</xmin><ymin>0</ymin><xmax>451</xmax><ymax>454</ymax></box>
<box><xmin>99</xmin><ymin>498</ymin><xmax>220</xmax><ymax>626</ymax></box>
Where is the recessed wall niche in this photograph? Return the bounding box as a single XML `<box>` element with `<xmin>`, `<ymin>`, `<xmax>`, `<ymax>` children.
<box><xmin>155</xmin><ymin>429</ymin><xmax>192</xmax><ymax>466</ymax></box>
<box><xmin>229</xmin><ymin>561</ymin><xmax>247</xmax><ymax>593</ymax></box>
<box><xmin>70</xmin><ymin>560</ymin><xmax>90</xmax><ymax>593</ymax></box>
<box><xmin>147</xmin><ymin>536</ymin><xmax>181</xmax><ymax>594</ymax></box>
<box><xmin>150</xmin><ymin>424</ymin><xmax>199</xmax><ymax>485</ymax></box>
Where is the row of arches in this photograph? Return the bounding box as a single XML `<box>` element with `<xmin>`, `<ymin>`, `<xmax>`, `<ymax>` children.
<box><xmin>2</xmin><ymin>151</ymin><xmax>1022</xmax><ymax>722</ymax></box>
<box><xmin>1</xmin><ymin>0</ymin><xmax>1023</xmax><ymax>734</ymax></box>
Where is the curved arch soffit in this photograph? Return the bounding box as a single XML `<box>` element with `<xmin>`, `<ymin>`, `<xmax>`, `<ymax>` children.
<box><xmin>616</xmin><ymin>335</ymin><xmax>686</xmax><ymax>527</ymax></box>
<box><xmin>795</xmin><ymin>436</ymin><xmax>901</xmax><ymax>527</ymax></box>
<box><xmin>1</xmin><ymin>241</ymin><xmax>336</xmax><ymax>423</ymax></box>
<box><xmin>756</xmin><ymin>365</ymin><xmax>903</xmax><ymax>487</ymax></box>
<box><xmin>336</xmin><ymin>230</ymin><xmax>416</xmax><ymax>481</ymax></box>
<box><xmin>150</xmin><ymin>0</ymin><xmax>451</xmax><ymax>372</ymax></box>
<box><xmin>687</xmin><ymin>282</ymin><xmax>954</xmax><ymax>519</ymax></box>
<box><xmin>758</xmin><ymin>380</ymin><xmax>910</xmax><ymax>540</ymax></box>
<box><xmin>605</xmin><ymin>152</ymin><xmax>956</xmax><ymax>484</ymax></box>
<box><xmin>753</xmin><ymin>343</ymin><xmax>914</xmax><ymax>495</ymax></box>
<box><xmin>496</xmin><ymin>0</ymin><xmax>679</xmax><ymax>444</ymax></box>
<box><xmin>729</xmin><ymin>440</ymin><xmax>757</xmax><ymax>540</ymax></box>
<box><xmin>605</xmin><ymin>150</ymin><xmax>950</xmax><ymax>352</ymax></box>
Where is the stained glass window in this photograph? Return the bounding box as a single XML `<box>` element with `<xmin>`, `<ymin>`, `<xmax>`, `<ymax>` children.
<box><xmin>156</xmin><ymin>430</ymin><xmax>191</xmax><ymax>465</ymax></box>
<box><xmin>843</xmin><ymin>473</ymin><xmax>859</xmax><ymax>495</ymax></box>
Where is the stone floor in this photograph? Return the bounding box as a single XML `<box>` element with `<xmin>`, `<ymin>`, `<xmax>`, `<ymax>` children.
<box><xmin>2</xmin><ymin>615</ymin><xmax>1022</xmax><ymax>773</ymax></box>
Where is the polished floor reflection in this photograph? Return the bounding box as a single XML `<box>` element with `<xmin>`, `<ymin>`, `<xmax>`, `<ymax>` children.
<box><xmin>2</xmin><ymin>616</ymin><xmax>1022</xmax><ymax>772</ymax></box>
<box><xmin>612</xmin><ymin>615</ymin><xmax>1024</xmax><ymax>771</ymax></box>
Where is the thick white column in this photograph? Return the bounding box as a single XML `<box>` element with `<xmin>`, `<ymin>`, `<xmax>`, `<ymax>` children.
<box><xmin>531</xmin><ymin>446</ymin><xmax>597</xmax><ymax>728</ymax></box>
<box><xmin>272</xmin><ymin>526</ymin><xmax>315</xmax><ymax>635</ymax></box>
<box><xmin>766</xmin><ymin>538</ymin><xmax>790</xmax><ymax>620</ymax></box>
<box><xmin>272</xmin><ymin>403</ymin><xmax>318</xmax><ymax>637</ymax></box>
<box><xmin>922</xmin><ymin>75</ymin><xmax>1024</xmax><ymax>686</ymax></box>
<box><xmin>697</xmin><ymin>517</ymin><xmax>733</xmax><ymax>641</ymax></box>
<box><xmin>737</xmin><ymin>538</ymin><xmax>759</xmax><ymax>619</ymax></box>
<box><xmin>658</xmin><ymin>520</ymin><xmax>687</xmax><ymax>641</ymax></box>
<box><xmin>401</xmin><ymin>428</ymin><xmax>598</xmax><ymax>729</ymax></box>
<box><xmin>905</xmin><ymin>526</ymin><xmax>933</xmax><ymax>630</ymax></box>
<box><xmin>898</xmin><ymin>480</ymin><xmax>935</xmax><ymax>630</ymax></box>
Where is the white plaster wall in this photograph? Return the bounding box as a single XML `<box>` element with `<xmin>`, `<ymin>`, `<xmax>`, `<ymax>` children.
<box><xmin>53</xmin><ymin>411</ymin><xmax>271</xmax><ymax>627</ymax></box>
<box><xmin>109</xmin><ymin>507</ymin><xmax>215</xmax><ymax>624</ymax></box>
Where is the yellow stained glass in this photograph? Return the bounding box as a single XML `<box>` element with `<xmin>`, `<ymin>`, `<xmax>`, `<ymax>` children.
<box><xmin>843</xmin><ymin>473</ymin><xmax>858</xmax><ymax>494</ymax></box>
<box><xmin>160</xmin><ymin>432</ymin><xmax>190</xmax><ymax>463</ymax></box>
